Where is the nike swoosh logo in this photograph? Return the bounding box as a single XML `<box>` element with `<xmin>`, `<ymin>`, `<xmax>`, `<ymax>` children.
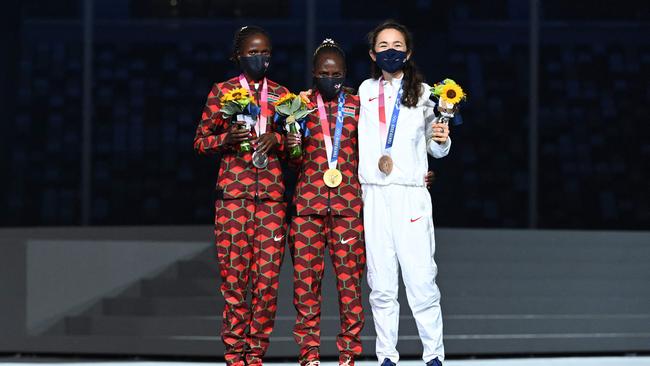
<box><xmin>410</xmin><ymin>216</ymin><xmax>423</xmax><ymax>223</ymax></box>
<box><xmin>368</xmin><ymin>96</ymin><xmax>378</xmax><ymax>102</ymax></box>
<box><xmin>341</xmin><ymin>237</ymin><xmax>356</xmax><ymax>244</ymax></box>
<box><xmin>273</xmin><ymin>235</ymin><xmax>284</xmax><ymax>242</ymax></box>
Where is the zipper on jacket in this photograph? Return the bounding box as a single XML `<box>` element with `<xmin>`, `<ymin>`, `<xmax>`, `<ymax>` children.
<box><xmin>327</xmin><ymin>189</ymin><xmax>331</xmax><ymax>215</ymax></box>
<box><xmin>254</xmin><ymin>167</ymin><xmax>260</xmax><ymax>204</ymax></box>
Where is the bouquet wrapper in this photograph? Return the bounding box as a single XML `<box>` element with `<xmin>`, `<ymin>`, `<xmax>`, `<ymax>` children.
<box><xmin>437</xmin><ymin>98</ymin><xmax>458</xmax><ymax>124</ymax></box>
<box><xmin>236</xmin><ymin>114</ymin><xmax>254</xmax><ymax>153</ymax></box>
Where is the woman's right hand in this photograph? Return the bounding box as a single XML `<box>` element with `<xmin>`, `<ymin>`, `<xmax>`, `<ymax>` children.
<box><xmin>286</xmin><ymin>132</ymin><xmax>302</xmax><ymax>149</ymax></box>
<box><xmin>225</xmin><ymin>122</ymin><xmax>250</xmax><ymax>145</ymax></box>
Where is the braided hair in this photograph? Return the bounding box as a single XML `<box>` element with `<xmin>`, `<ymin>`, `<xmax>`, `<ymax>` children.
<box><xmin>367</xmin><ymin>20</ymin><xmax>425</xmax><ymax>108</ymax></box>
<box><xmin>313</xmin><ymin>38</ymin><xmax>346</xmax><ymax>71</ymax></box>
<box><xmin>230</xmin><ymin>25</ymin><xmax>271</xmax><ymax>65</ymax></box>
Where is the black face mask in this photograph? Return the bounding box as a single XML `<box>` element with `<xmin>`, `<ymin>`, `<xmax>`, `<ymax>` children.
<box><xmin>374</xmin><ymin>48</ymin><xmax>408</xmax><ymax>73</ymax></box>
<box><xmin>314</xmin><ymin>76</ymin><xmax>344</xmax><ymax>101</ymax></box>
<box><xmin>239</xmin><ymin>54</ymin><xmax>270</xmax><ymax>81</ymax></box>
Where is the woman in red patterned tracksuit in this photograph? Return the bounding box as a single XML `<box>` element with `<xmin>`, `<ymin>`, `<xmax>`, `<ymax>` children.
<box><xmin>286</xmin><ymin>39</ymin><xmax>365</xmax><ymax>366</ymax></box>
<box><xmin>193</xmin><ymin>26</ymin><xmax>290</xmax><ymax>366</ymax></box>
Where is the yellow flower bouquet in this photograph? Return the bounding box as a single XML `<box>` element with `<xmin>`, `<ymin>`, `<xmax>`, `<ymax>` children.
<box><xmin>220</xmin><ymin>87</ymin><xmax>259</xmax><ymax>152</ymax></box>
<box><xmin>274</xmin><ymin>93</ymin><xmax>315</xmax><ymax>158</ymax></box>
<box><xmin>430</xmin><ymin>79</ymin><xmax>467</xmax><ymax>124</ymax></box>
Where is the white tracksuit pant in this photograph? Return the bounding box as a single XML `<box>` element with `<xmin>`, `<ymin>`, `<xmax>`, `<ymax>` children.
<box><xmin>362</xmin><ymin>183</ymin><xmax>444</xmax><ymax>364</ymax></box>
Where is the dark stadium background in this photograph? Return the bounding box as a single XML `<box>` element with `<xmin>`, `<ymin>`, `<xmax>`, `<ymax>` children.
<box><xmin>2</xmin><ymin>0</ymin><xmax>648</xmax><ymax>230</ymax></box>
<box><xmin>2</xmin><ymin>0</ymin><xmax>650</xmax><ymax>360</ymax></box>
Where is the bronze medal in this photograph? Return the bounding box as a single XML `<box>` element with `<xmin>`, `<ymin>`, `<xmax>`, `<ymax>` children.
<box><xmin>378</xmin><ymin>155</ymin><xmax>393</xmax><ymax>175</ymax></box>
<box><xmin>323</xmin><ymin>168</ymin><xmax>343</xmax><ymax>188</ymax></box>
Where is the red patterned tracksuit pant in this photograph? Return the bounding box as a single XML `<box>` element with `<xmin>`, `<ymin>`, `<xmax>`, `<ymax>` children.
<box><xmin>215</xmin><ymin>199</ymin><xmax>287</xmax><ymax>366</ymax></box>
<box><xmin>290</xmin><ymin>214</ymin><xmax>365</xmax><ymax>364</ymax></box>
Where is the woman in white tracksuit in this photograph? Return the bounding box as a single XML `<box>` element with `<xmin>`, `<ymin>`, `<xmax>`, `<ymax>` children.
<box><xmin>358</xmin><ymin>21</ymin><xmax>451</xmax><ymax>366</ymax></box>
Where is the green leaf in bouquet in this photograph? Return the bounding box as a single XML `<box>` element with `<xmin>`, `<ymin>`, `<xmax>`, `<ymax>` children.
<box><xmin>432</xmin><ymin>84</ymin><xmax>445</xmax><ymax>97</ymax></box>
<box><xmin>443</xmin><ymin>78</ymin><xmax>456</xmax><ymax>85</ymax></box>
<box><xmin>290</xmin><ymin>96</ymin><xmax>302</xmax><ymax>113</ymax></box>
<box><xmin>276</xmin><ymin>103</ymin><xmax>292</xmax><ymax>116</ymax></box>
<box><xmin>235</xmin><ymin>97</ymin><xmax>251</xmax><ymax>108</ymax></box>
<box><xmin>294</xmin><ymin>109</ymin><xmax>312</xmax><ymax>121</ymax></box>
<box><xmin>221</xmin><ymin>102</ymin><xmax>242</xmax><ymax>117</ymax></box>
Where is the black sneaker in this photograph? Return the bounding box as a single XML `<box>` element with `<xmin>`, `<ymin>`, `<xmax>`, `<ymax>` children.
<box><xmin>426</xmin><ymin>358</ymin><xmax>442</xmax><ymax>366</ymax></box>
<box><xmin>381</xmin><ymin>358</ymin><xmax>396</xmax><ymax>366</ymax></box>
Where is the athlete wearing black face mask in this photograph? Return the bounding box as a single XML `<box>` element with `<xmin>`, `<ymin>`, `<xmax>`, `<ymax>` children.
<box><xmin>239</xmin><ymin>54</ymin><xmax>270</xmax><ymax>81</ymax></box>
<box><xmin>196</xmin><ymin>25</ymin><xmax>291</xmax><ymax>366</ymax></box>
<box><xmin>314</xmin><ymin>76</ymin><xmax>345</xmax><ymax>101</ymax></box>
<box><xmin>287</xmin><ymin>37</ymin><xmax>366</xmax><ymax>366</ymax></box>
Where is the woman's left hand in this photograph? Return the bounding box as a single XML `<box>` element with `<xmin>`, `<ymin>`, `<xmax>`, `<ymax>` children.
<box><xmin>424</xmin><ymin>170</ymin><xmax>435</xmax><ymax>189</ymax></box>
<box><xmin>431</xmin><ymin>122</ymin><xmax>449</xmax><ymax>144</ymax></box>
<box><xmin>255</xmin><ymin>132</ymin><xmax>279</xmax><ymax>154</ymax></box>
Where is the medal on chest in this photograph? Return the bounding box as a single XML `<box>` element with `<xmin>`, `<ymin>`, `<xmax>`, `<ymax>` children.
<box><xmin>317</xmin><ymin>92</ymin><xmax>346</xmax><ymax>188</ymax></box>
<box><xmin>377</xmin><ymin>78</ymin><xmax>403</xmax><ymax>176</ymax></box>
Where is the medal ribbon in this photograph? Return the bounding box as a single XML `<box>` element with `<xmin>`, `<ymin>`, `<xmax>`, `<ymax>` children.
<box><xmin>378</xmin><ymin>77</ymin><xmax>403</xmax><ymax>154</ymax></box>
<box><xmin>238</xmin><ymin>74</ymin><xmax>268</xmax><ymax>136</ymax></box>
<box><xmin>317</xmin><ymin>91</ymin><xmax>345</xmax><ymax>170</ymax></box>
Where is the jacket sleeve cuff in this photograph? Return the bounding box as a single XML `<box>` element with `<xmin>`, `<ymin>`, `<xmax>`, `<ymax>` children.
<box><xmin>428</xmin><ymin>136</ymin><xmax>451</xmax><ymax>158</ymax></box>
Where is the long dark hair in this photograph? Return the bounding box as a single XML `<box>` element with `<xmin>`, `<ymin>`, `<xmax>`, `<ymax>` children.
<box><xmin>229</xmin><ymin>25</ymin><xmax>271</xmax><ymax>65</ymax></box>
<box><xmin>367</xmin><ymin>20</ymin><xmax>425</xmax><ymax>108</ymax></box>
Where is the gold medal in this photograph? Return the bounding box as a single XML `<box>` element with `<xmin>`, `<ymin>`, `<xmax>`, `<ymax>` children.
<box><xmin>378</xmin><ymin>155</ymin><xmax>393</xmax><ymax>175</ymax></box>
<box><xmin>323</xmin><ymin>168</ymin><xmax>342</xmax><ymax>188</ymax></box>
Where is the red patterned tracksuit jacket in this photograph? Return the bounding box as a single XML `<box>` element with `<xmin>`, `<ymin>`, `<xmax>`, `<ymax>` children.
<box><xmin>289</xmin><ymin>90</ymin><xmax>365</xmax><ymax>365</ymax></box>
<box><xmin>194</xmin><ymin>75</ymin><xmax>289</xmax><ymax>366</ymax></box>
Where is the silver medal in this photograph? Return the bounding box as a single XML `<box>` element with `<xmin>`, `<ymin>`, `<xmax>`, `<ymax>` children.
<box><xmin>252</xmin><ymin>150</ymin><xmax>269</xmax><ymax>169</ymax></box>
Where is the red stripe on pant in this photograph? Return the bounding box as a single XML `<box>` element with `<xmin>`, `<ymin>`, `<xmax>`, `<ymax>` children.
<box><xmin>215</xmin><ymin>199</ymin><xmax>286</xmax><ymax>366</ymax></box>
<box><xmin>290</xmin><ymin>214</ymin><xmax>365</xmax><ymax>364</ymax></box>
